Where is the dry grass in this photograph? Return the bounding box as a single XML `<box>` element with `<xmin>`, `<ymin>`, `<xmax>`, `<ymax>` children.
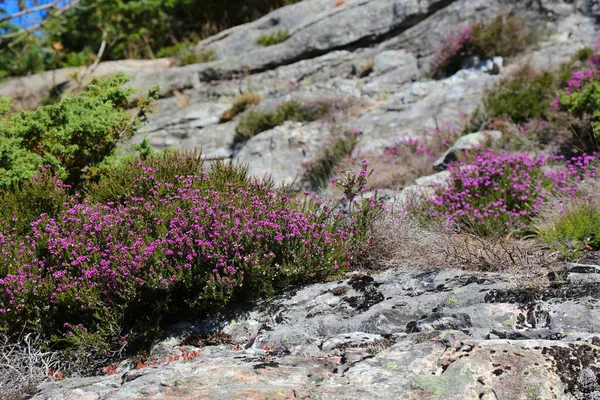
<box><xmin>0</xmin><ymin>334</ymin><xmax>64</xmax><ymax>400</ymax></box>
<box><xmin>365</xmin><ymin>153</ymin><xmax>435</xmax><ymax>191</ymax></box>
<box><xmin>220</xmin><ymin>92</ymin><xmax>263</xmax><ymax>122</ymax></box>
<box><xmin>359</xmin><ymin>207</ymin><xmax>555</xmax><ymax>282</ymax></box>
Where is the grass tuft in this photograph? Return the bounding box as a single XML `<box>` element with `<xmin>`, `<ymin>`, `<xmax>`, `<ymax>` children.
<box><xmin>220</xmin><ymin>93</ymin><xmax>263</xmax><ymax>122</ymax></box>
<box><xmin>256</xmin><ymin>30</ymin><xmax>290</xmax><ymax>46</ymax></box>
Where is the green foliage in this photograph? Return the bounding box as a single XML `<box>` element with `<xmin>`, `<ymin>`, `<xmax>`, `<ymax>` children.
<box><xmin>179</xmin><ymin>48</ymin><xmax>218</xmax><ymax>66</ymax></box>
<box><xmin>303</xmin><ymin>131</ymin><xmax>359</xmax><ymax>190</ymax></box>
<box><xmin>560</xmin><ymin>81</ymin><xmax>600</xmax><ymax>138</ymax></box>
<box><xmin>0</xmin><ymin>74</ymin><xmax>158</xmax><ymax>187</ymax></box>
<box><xmin>540</xmin><ymin>202</ymin><xmax>600</xmax><ymax>260</ymax></box>
<box><xmin>483</xmin><ymin>64</ymin><xmax>572</xmax><ymax>124</ymax></box>
<box><xmin>0</xmin><ymin>170</ymin><xmax>70</xmax><ymax>248</ymax></box>
<box><xmin>86</xmin><ymin>150</ymin><xmax>205</xmax><ymax>203</ymax></box>
<box><xmin>468</xmin><ymin>15</ymin><xmax>536</xmax><ymax>61</ymax></box>
<box><xmin>1</xmin><ymin>0</ymin><xmax>301</xmax><ymax>78</ymax></box>
<box><xmin>155</xmin><ymin>42</ymin><xmax>193</xmax><ymax>58</ymax></box>
<box><xmin>431</xmin><ymin>15</ymin><xmax>537</xmax><ymax>78</ymax></box>
<box><xmin>574</xmin><ymin>47</ymin><xmax>594</xmax><ymax>63</ymax></box>
<box><xmin>236</xmin><ymin>101</ymin><xmax>330</xmax><ymax>141</ymax></box>
<box><xmin>256</xmin><ymin>30</ymin><xmax>290</xmax><ymax>46</ymax></box>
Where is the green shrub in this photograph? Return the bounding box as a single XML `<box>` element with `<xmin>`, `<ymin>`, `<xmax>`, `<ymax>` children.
<box><xmin>256</xmin><ymin>30</ymin><xmax>290</xmax><ymax>46</ymax></box>
<box><xmin>179</xmin><ymin>48</ymin><xmax>217</xmax><ymax>66</ymax></box>
<box><xmin>0</xmin><ymin>73</ymin><xmax>158</xmax><ymax>187</ymax></box>
<box><xmin>156</xmin><ymin>42</ymin><xmax>193</xmax><ymax>58</ymax></box>
<box><xmin>303</xmin><ymin>131</ymin><xmax>359</xmax><ymax>190</ymax></box>
<box><xmin>86</xmin><ymin>150</ymin><xmax>206</xmax><ymax>203</ymax></box>
<box><xmin>483</xmin><ymin>64</ymin><xmax>572</xmax><ymax>124</ymax></box>
<box><xmin>468</xmin><ymin>16</ymin><xmax>536</xmax><ymax>61</ymax></box>
<box><xmin>0</xmin><ymin>170</ymin><xmax>71</xmax><ymax>250</ymax></box>
<box><xmin>574</xmin><ymin>47</ymin><xmax>594</xmax><ymax>63</ymax></box>
<box><xmin>235</xmin><ymin>100</ymin><xmax>330</xmax><ymax>141</ymax></box>
<box><xmin>540</xmin><ymin>201</ymin><xmax>600</xmax><ymax>260</ymax></box>
<box><xmin>560</xmin><ymin>80</ymin><xmax>600</xmax><ymax>138</ymax></box>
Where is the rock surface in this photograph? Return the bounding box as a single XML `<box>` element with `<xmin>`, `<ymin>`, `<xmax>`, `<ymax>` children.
<box><xmin>2</xmin><ymin>0</ymin><xmax>597</xmax><ymax>188</ymax></box>
<box><xmin>35</xmin><ymin>268</ymin><xmax>600</xmax><ymax>399</ymax></box>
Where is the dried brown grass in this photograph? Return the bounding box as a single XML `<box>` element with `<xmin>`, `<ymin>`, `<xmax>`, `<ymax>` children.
<box><xmin>359</xmin><ymin>207</ymin><xmax>555</xmax><ymax>285</ymax></box>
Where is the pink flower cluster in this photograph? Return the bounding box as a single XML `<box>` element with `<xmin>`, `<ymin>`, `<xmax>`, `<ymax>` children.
<box><xmin>0</xmin><ymin>165</ymin><xmax>378</xmax><ymax>343</ymax></box>
<box><xmin>430</xmin><ymin>25</ymin><xmax>473</xmax><ymax>76</ymax></box>
<box><xmin>385</xmin><ymin>125</ymin><xmax>462</xmax><ymax>158</ymax></box>
<box><xmin>427</xmin><ymin>151</ymin><xmax>599</xmax><ymax>233</ymax></box>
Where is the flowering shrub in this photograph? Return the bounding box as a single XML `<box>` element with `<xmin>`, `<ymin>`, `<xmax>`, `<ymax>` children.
<box><xmin>431</xmin><ymin>15</ymin><xmax>535</xmax><ymax>78</ymax></box>
<box><xmin>0</xmin><ymin>153</ymin><xmax>382</xmax><ymax>367</ymax></box>
<box><xmin>426</xmin><ymin>151</ymin><xmax>598</xmax><ymax>235</ymax></box>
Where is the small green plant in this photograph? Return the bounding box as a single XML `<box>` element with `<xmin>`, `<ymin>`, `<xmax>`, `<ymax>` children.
<box><xmin>235</xmin><ymin>100</ymin><xmax>330</xmax><ymax>141</ymax></box>
<box><xmin>156</xmin><ymin>42</ymin><xmax>194</xmax><ymax>58</ymax></box>
<box><xmin>540</xmin><ymin>201</ymin><xmax>600</xmax><ymax>259</ymax></box>
<box><xmin>220</xmin><ymin>92</ymin><xmax>263</xmax><ymax>122</ymax></box>
<box><xmin>179</xmin><ymin>48</ymin><xmax>217</xmax><ymax>66</ymax></box>
<box><xmin>303</xmin><ymin>130</ymin><xmax>359</xmax><ymax>190</ymax></box>
<box><xmin>256</xmin><ymin>30</ymin><xmax>290</xmax><ymax>46</ymax></box>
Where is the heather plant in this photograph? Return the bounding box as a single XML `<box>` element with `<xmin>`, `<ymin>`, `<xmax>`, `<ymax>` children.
<box><xmin>235</xmin><ymin>100</ymin><xmax>331</xmax><ymax>141</ymax></box>
<box><xmin>0</xmin><ymin>153</ymin><xmax>382</xmax><ymax>368</ymax></box>
<box><xmin>0</xmin><ymin>73</ymin><xmax>158</xmax><ymax>187</ymax></box>
<box><xmin>426</xmin><ymin>151</ymin><xmax>598</xmax><ymax>236</ymax></box>
<box><xmin>430</xmin><ymin>15</ymin><xmax>536</xmax><ymax>78</ymax></box>
<box><xmin>256</xmin><ymin>30</ymin><xmax>290</xmax><ymax>47</ymax></box>
<box><xmin>559</xmin><ymin>77</ymin><xmax>600</xmax><ymax>139</ymax></box>
<box><xmin>365</xmin><ymin>125</ymin><xmax>462</xmax><ymax>190</ymax></box>
<box><xmin>0</xmin><ymin>169</ymin><xmax>71</xmax><ymax>240</ymax></box>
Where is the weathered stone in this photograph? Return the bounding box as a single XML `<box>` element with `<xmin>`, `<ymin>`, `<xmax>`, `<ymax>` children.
<box><xmin>434</xmin><ymin>130</ymin><xmax>503</xmax><ymax>170</ymax></box>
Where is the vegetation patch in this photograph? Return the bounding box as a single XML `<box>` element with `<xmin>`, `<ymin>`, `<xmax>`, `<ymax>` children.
<box><xmin>235</xmin><ymin>100</ymin><xmax>330</xmax><ymax>141</ymax></box>
<box><xmin>0</xmin><ymin>151</ymin><xmax>382</xmax><ymax>373</ymax></box>
<box><xmin>426</xmin><ymin>152</ymin><xmax>598</xmax><ymax>236</ymax></box>
<box><xmin>539</xmin><ymin>195</ymin><xmax>600</xmax><ymax>260</ymax></box>
<box><xmin>256</xmin><ymin>30</ymin><xmax>290</xmax><ymax>47</ymax></box>
<box><xmin>180</xmin><ymin>48</ymin><xmax>218</xmax><ymax>66</ymax></box>
<box><xmin>0</xmin><ymin>73</ymin><xmax>157</xmax><ymax>187</ymax></box>
<box><xmin>303</xmin><ymin>130</ymin><xmax>360</xmax><ymax>190</ymax></box>
<box><xmin>221</xmin><ymin>92</ymin><xmax>263</xmax><ymax>122</ymax></box>
<box><xmin>430</xmin><ymin>15</ymin><xmax>537</xmax><ymax>78</ymax></box>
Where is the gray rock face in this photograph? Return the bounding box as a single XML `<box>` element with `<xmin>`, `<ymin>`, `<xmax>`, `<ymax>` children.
<box><xmin>233</xmin><ymin>121</ymin><xmax>333</xmax><ymax>187</ymax></box>
<box><xmin>1</xmin><ymin>0</ymin><xmax>597</xmax><ymax>187</ymax></box>
<box><xmin>34</xmin><ymin>268</ymin><xmax>600</xmax><ymax>399</ymax></box>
